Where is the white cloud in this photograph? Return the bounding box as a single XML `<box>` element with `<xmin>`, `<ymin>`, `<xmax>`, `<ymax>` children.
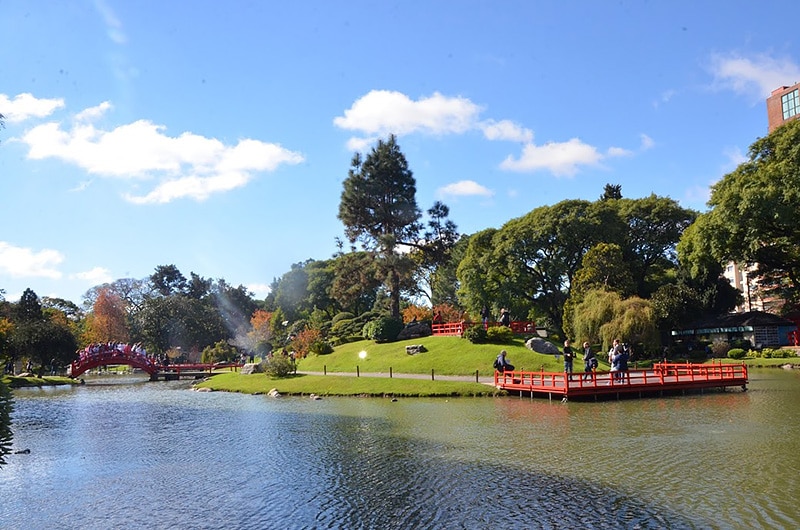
<box><xmin>607</xmin><ymin>146</ymin><xmax>632</xmax><ymax>157</ymax></box>
<box><xmin>246</xmin><ymin>283</ymin><xmax>272</xmax><ymax>299</ymax></box>
<box><xmin>336</xmin><ymin>89</ymin><xmax>626</xmax><ymax>177</ymax></box>
<box><xmin>481</xmin><ymin>119</ymin><xmax>533</xmax><ymax>143</ymax></box>
<box><xmin>722</xmin><ymin>146</ymin><xmax>747</xmax><ymax>170</ymax></box>
<box><xmin>71</xmin><ymin>267</ymin><xmax>113</xmax><ymax>285</ymax></box>
<box><xmin>500</xmin><ymin>139</ymin><xmax>603</xmax><ymax>176</ymax></box>
<box><xmin>0</xmin><ymin>242</ymin><xmax>64</xmax><ymax>279</ymax></box>
<box><xmin>124</xmin><ymin>171</ymin><xmax>251</xmax><ymax>204</ymax></box>
<box><xmin>346</xmin><ymin>136</ymin><xmax>379</xmax><ymax>152</ymax></box>
<box><xmin>75</xmin><ymin>101</ymin><xmax>113</xmax><ymax>122</ymax></box>
<box><xmin>93</xmin><ymin>0</ymin><xmax>127</xmax><ymax>45</ymax></box>
<box><xmin>334</xmin><ymin>90</ymin><xmax>482</xmax><ymax>142</ymax></box>
<box><xmin>20</xmin><ymin>107</ymin><xmax>305</xmax><ymax>203</ymax></box>
<box><xmin>640</xmin><ymin>133</ymin><xmax>655</xmax><ymax>151</ymax></box>
<box><xmin>684</xmin><ymin>183</ymin><xmax>713</xmax><ymax>207</ymax></box>
<box><xmin>709</xmin><ymin>53</ymin><xmax>800</xmax><ymax>99</ymax></box>
<box><xmin>653</xmin><ymin>89</ymin><xmax>676</xmax><ymax>109</ymax></box>
<box><xmin>0</xmin><ymin>93</ymin><xmax>65</xmax><ymax>123</ymax></box>
<box><xmin>437</xmin><ymin>180</ymin><xmax>493</xmax><ymax>198</ymax></box>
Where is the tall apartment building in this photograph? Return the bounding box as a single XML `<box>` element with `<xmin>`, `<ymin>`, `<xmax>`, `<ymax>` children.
<box><xmin>766</xmin><ymin>82</ymin><xmax>800</xmax><ymax>132</ymax></box>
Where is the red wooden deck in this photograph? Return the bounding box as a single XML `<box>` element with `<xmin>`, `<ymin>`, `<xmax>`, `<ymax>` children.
<box><xmin>494</xmin><ymin>361</ymin><xmax>748</xmax><ymax>400</ymax></box>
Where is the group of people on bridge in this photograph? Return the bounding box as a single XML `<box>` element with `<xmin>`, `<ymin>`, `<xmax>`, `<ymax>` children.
<box><xmin>76</xmin><ymin>342</ymin><xmax>168</xmax><ymax>366</ymax></box>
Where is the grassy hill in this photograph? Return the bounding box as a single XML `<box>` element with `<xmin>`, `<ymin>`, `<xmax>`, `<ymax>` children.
<box><xmin>296</xmin><ymin>335</ymin><xmax>605</xmax><ymax>376</ymax></box>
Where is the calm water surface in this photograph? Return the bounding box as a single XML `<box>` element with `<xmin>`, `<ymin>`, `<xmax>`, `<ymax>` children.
<box><xmin>2</xmin><ymin>369</ymin><xmax>799</xmax><ymax>529</ymax></box>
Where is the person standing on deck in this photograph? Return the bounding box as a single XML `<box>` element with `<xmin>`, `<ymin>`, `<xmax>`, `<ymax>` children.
<box><xmin>582</xmin><ymin>342</ymin><xmax>596</xmax><ymax>381</ymax></box>
<box><xmin>563</xmin><ymin>339</ymin><xmax>575</xmax><ymax>380</ymax></box>
<box><xmin>610</xmin><ymin>339</ymin><xmax>624</xmax><ymax>382</ymax></box>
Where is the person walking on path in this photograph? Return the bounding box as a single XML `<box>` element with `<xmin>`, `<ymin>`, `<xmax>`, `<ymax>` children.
<box><xmin>582</xmin><ymin>342</ymin><xmax>596</xmax><ymax>381</ymax></box>
<box><xmin>563</xmin><ymin>340</ymin><xmax>575</xmax><ymax>380</ymax></box>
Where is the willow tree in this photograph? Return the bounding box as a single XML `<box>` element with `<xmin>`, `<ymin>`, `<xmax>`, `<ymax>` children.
<box><xmin>572</xmin><ymin>289</ymin><xmax>659</xmax><ymax>355</ymax></box>
<box><xmin>338</xmin><ymin>135</ymin><xmax>421</xmax><ymax>318</ymax></box>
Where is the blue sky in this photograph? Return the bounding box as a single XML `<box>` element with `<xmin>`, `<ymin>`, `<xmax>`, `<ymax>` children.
<box><xmin>2</xmin><ymin>1</ymin><xmax>799</xmax><ymax>305</ymax></box>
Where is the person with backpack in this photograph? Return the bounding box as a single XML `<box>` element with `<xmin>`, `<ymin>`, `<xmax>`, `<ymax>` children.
<box><xmin>493</xmin><ymin>350</ymin><xmax>514</xmax><ymax>372</ymax></box>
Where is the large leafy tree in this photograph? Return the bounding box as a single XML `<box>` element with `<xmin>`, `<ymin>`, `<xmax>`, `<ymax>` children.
<box><xmin>456</xmin><ymin>229</ymin><xmax>500</xmax><ymax>317</ymax></box>
<box><xmin>617</xmin><ymin>195</ymin><xmax>697</xmax><ymax>297</ymax></box>
<box><xmin>686</xmin><ymin>119</ymin><xmax>800</xmax><ymax>308</ymax></box>
<box><xmin>150</xmin><ymin>264</ymin><xmax>188</xmax><ymax>296</ymax></box>
<box><xmin>338</xmin><ymin>135</ymin><xmax>422</xmax><ymax>318</ymax></box>
<box><xmin>272</xmin><ymin>261</ymin><xmax>313</xmax><ymax>322</ymax></box>
<box><xmin>210</xmin><ymin>279</ymin><xmax>257</xmax><ymax>337</ymax></box>
<box><xmin>84</xmin><ymin>287</ymin><xmax>129</xmax><ymax>344</ymax></box>
<box><xmin>330</xmin><ymin>252</ymin><xmax>382</xmax><ymax>315</ymax></box>
<box><xmin>83</xmin><ymin>277</ymin><xmax>153</xmax><ymax>315</ymax></box>
<box><xmin>134</xmin><ymin>295</ymin><xmax>227</xmax><ymax>356</ymax></box>
<box><xmin>562</xmin><ymin>242</ymin><xmax>634</xmax><ymax>338</ymax></box>
<box><xmin>9</xmin><ymin>289</ymin><xmax>77</xmax><ymax>373</ymax></box>
<box><xmin>484</xmin><ymin>199</ymin><xmax>625</xmax><ymax>334</ymax></box>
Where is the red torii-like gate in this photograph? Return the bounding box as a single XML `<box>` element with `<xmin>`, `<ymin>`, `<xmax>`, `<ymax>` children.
<box><xmin>69</xmin><ymin>349</ymin><xmax>159</xmax><ymax>378</ymax></box>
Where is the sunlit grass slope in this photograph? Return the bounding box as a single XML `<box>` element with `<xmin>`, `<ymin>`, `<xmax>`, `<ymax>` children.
<box><xmin>296</xmin><ymin>335</ymin><xmax>587</xmax><ymax>376</ymax></box>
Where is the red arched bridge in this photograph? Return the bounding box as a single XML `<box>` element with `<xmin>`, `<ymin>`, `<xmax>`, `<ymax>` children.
<box><xmin>68</xmin><ymin>344</ymin><xmax>240</xmax><ymax>380</ymax></box>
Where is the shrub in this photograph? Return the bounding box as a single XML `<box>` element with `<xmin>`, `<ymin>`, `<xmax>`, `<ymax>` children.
<box><xmin>402</xmin><ymin>304</ymin><xmax>432</xmax><ymax>324</ymax></box>
<box><xmin>463</xmin><ymin>325</ymin><xmax>487</xmax><ymax>344</ymax></box>
<box><xmin>486</xmin><ymin>325</ymin><xmax>514</xmax><ymax>343</ymax></box>
<box><xmin>309</xmin><ymin>340</ymin><xmax>334</xmax><ymax>355</ymax></box>
<box><xmin>331</xmin><ymin>318</ymin><xmax>362</xmax><ymax>338</ymax></box>
<box><xmin>290</xmin><ymin>329</ymin><xmax>322</xmax><ymax>359</ymax></box>
<box><xmin>331</xmin><ymin>335</ymin><xmax>366</xmax><ymax>347</ymax></box>
<box><xmin>710</xmin><ymin>339</ymin><xmax>730</xmax><ymax>358</ymax></box>
<box><xmin>362</xmin><ymin>317</ymin><xmax>404</xmax><ymax>343</ymax></box>
<box><xmin>262</xmin><ymin>355</ymin><xmax>295</xmax><ymax>377</ymax></box>
<box><xmin>727</xmin><ymin>348</ymin><xmax>746</xmax><ymax>360</ymax></box>
<box><xmin>201</xmin><ymin>340</ymin><xmax>238</xmax><ymax>364</ymax></box>
<box><xmin>332</xmin><ymin>312</ymin><xmax>355</xmax><ymax>324</ymax></box>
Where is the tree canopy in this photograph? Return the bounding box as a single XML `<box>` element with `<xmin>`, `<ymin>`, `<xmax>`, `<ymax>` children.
<box><xmin>337</xmin><ymin>135</ymin><xmax>423</xmax><ymax>318</ymax></box>
<box><xmin>681</xmin><ymin>119</ymin><xmax>800</xmax><ymax>309</ymax></box>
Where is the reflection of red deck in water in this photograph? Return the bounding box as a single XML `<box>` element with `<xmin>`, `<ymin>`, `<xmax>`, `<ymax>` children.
<box><xmin>494</xmin><ymin>361</ymin><xmax>748</xmax><ymax>400</ymax></box>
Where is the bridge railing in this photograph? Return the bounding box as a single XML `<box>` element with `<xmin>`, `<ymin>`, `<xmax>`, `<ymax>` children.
<box><xmin>432</xmin><ymin>321</ymin><xmax>536</xmax><ymax>337</ymax></box>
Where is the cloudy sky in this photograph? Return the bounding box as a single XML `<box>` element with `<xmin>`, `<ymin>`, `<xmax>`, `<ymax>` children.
<box><xmin>2</xmin><ymin>1</ymin><xmax>799</xmax><ymax>304</ymax></box>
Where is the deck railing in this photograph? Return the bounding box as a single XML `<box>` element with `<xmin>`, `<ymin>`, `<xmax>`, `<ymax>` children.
<box><xmin>493</xmin><ymin>361</ymin><xmax>748</xmax><ymax>397</ymax></box>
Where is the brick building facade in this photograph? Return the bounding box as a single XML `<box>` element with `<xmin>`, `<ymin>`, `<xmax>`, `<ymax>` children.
<box><xmin>766</xmin><ymin>82</ymin><xmax>800</xmax><ymax>132</ymax></box>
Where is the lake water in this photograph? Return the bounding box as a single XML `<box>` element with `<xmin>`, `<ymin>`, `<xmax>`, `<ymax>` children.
<box><xmin>2</xmin><ymin>369</ymin><xmax>799</xmax><ymax>529</ymax></box>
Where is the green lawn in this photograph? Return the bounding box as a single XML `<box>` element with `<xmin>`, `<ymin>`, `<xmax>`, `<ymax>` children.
<box><xmin>295</xmin><ymin>335</ymin><xmax>593</xmax><ymax>376</ymax></box>
<box><xmin>195</xmin><ymin>372</ymin><xmax>500</xmax><ymax>397</ymax></box>
<box><xmin>2</xmin><ymin>375</ymin><xmax>78</xmax><ymax>388</ymax></box>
